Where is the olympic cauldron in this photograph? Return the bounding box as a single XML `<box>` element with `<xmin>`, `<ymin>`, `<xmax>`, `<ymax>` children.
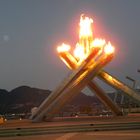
<box><xmin>31</xmin><ymin>15</ymin><xmax>140</xmax><ymax>122</ymax></box>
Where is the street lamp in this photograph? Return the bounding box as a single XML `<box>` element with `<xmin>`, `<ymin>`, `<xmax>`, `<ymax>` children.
<box><xmin>126</xmin><ymin>76</ymin><xmax>136</xmax><ymax>89</ymax></box>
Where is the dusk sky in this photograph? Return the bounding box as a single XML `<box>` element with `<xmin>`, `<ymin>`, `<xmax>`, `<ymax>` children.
<box><xmin>0</xmin><ymin>0</ymin><xmax>140</xmax><ymax>93</ymax></box>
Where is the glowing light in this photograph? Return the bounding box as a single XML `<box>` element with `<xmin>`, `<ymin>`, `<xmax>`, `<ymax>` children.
<box><xmin>92</xmin><ymin>38</ymin><xmax>106</xmax><ymax>48</ymax></box>
<box><xmin>79</xmin><ymin>14</ymin><xmax>93</xmax><ymax>38</ymax></box>
<box><xmin>73</xmin><ymin>43</ymin><xmax>85</xmax><ymax>61</ymax></box>
<box><xmin>104</xmin><ymin>42</ymin><xmax>115</xmax><ymax>54</ymax></box>
<box><xmin>57</xmin><ymin>14</ymin><xmax>115</xmax><ymax>70</ymax></box>
<box><xmin>57</xmin><ymin>43</ymin><xmax>71</xmax><ymax>53</ymax></box>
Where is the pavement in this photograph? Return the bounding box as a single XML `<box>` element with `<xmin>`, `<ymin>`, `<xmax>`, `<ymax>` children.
<box><xmin>1</xmin><ymin>115</ymin><xmax>140</xmax><ymax>129</ymax></box>
<box><xmin>0</xmin><ymin>115</ymin><xmax>140</xmax><ymax>140</ymax></box>
<box><xmin>1</xmin><ymin>130</ymin><xmax>140</xmax><ymax>140</ymax></box>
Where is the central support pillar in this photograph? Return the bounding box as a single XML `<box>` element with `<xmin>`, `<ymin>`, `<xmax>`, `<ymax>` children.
<box><xmin>32</xmin><ymin>51</ymin><xmax>113</xmax><ymax>122</ymax></box>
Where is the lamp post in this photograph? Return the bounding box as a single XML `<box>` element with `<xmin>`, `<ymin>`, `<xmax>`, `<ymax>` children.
<box><xmin>125</xmin><ymin>76</ymin><xmax>136</xmax><ymax>113</ymax></box>
<box><xmin>126</xmin><ymin>76</ymin><xmax>136</xmax><ymax>89</ymax></box>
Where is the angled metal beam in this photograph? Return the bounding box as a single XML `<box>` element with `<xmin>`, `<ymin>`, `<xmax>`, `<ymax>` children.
<box><xmin>31</xmin><ymin>48</ymin><xmax>100</xmax><ymax>121</ymax></box>
<box><xmin>98</xmin><ymin>70</ymin><xmax>140</xmax><ymax>103</ymax></box>
<box><xmin>88</xmin><ymin>81</ymin><xmax>123</xmax><ymax>116</ymax></box>
<box><xmin>32</xmin><ymin>53</ymin><xmax>113</xmax><ymax>122</ymax></box>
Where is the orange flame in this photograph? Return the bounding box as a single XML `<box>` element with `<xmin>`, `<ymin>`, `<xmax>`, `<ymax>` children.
<box><xmin>57</xmin><ymin>43</ymin><xmax>71</xmax><ymax>53</ymax></box>
<box><xmin>57</xmin><ymin>15</ymin><xmax>115</xmax><ymax>69</ymax></box>
<box><xmin>92</xmin><ymin>38</ymin><xmax>106</xmax><ymax>48</ymax></box>
<box><xmin>79</xmin><ymin>14</ymin><xmax>93</xmax><ymax>38</ymax></box>
<box><xmin>73</xmin><ymin>15</ymin><xmax>94</xmax><ymax>62</ymax></box>
<box><xmin>73</xmin><ymin>43</ymin><xmax>85</xmax><ymax>61</ymax></box>
<box><xmin>104</xmin><ymin>42</ymin><xmax>115</xmax><ymax>54</ymax></box>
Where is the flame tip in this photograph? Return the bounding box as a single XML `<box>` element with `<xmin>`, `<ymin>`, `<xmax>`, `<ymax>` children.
<box><xmin>104</xmin><ymin>43</ymin><xmax>115</xmax><ymax>54</ymax></box>
<box><xmin>57</xmin><ymin>43</ymin><xmax>71</xmax><ymax>53</ymax></box>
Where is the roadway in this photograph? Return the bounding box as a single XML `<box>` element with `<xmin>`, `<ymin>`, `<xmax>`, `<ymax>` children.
<box><xmin>0</xmin><ymin>115</ymin><xmax>140</xmax><ymax>139</ymax></box>
<box><xmin>1</xmin><ymin>114</ymin><xmax>140</xmax><ymax>128</ymax></box>
<box><xmin>0</xmin><ymin>130</ymin><xmax>140</xmax><ymax>140</ymax></box>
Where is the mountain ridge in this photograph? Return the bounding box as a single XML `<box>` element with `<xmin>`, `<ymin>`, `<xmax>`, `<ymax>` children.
<box><xmin>0</xmin><ymin>85</ymin><xmax>101</xmax><ymax>114</ymax></box>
